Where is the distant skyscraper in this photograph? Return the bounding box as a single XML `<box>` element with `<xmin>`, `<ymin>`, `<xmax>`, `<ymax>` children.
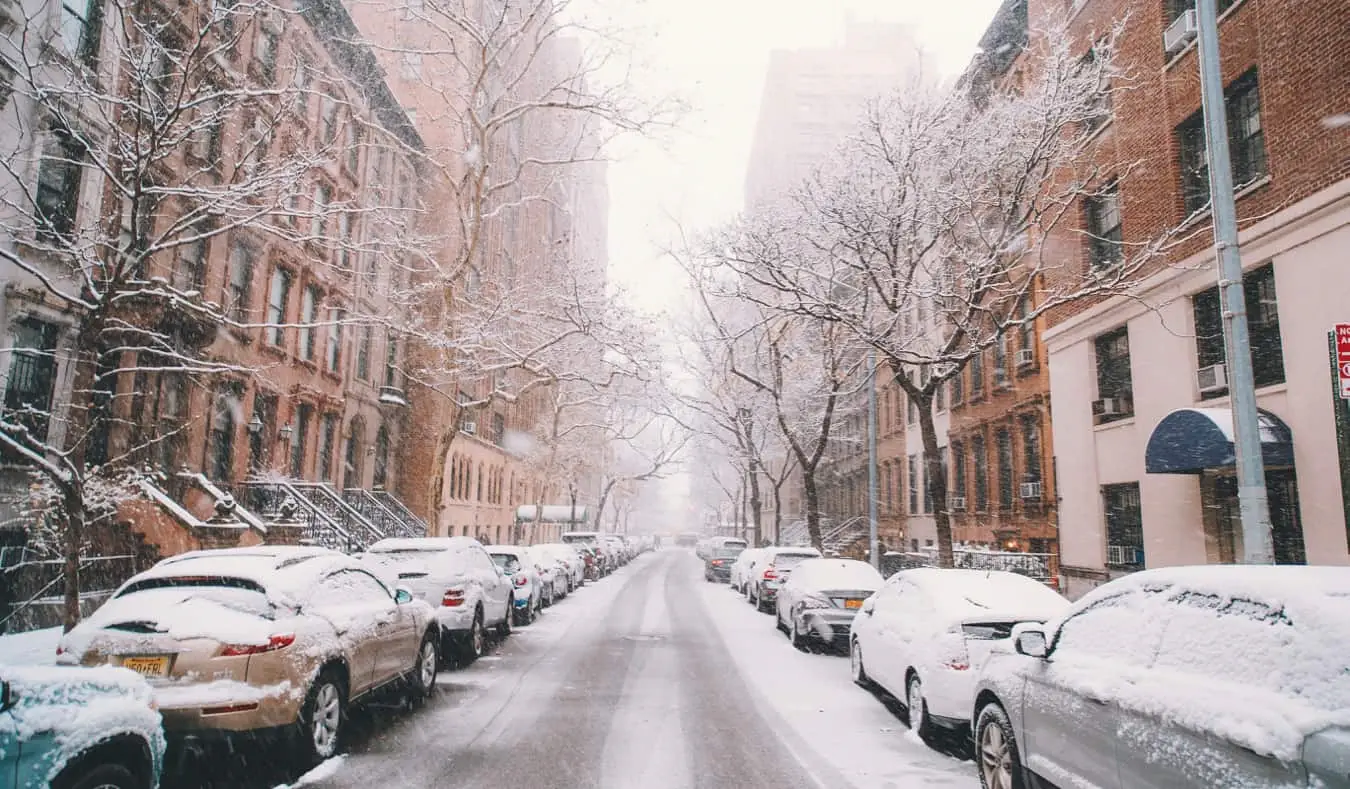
<box><xmin>745</xmin><ymin>20</ymin><xmax>922</xmax><ymax>210</ymax></box>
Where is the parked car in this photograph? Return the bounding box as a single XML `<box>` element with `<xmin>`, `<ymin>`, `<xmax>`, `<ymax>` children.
<box><xmin>360</xmin><ymin>537</ymin><xmax>513</xmax><ymax>665</ymax></box>
<box><xmin>775</xmin><ymin>558</ymin><xmax>883</xmax><ymax>651</ymax></box>
<box><xmin>58</xmin><ymin>546</ymin><xmax>439</xmax><ymax>765</ymax></box>
<box><xmin>746</xmin><ymin>547</ymin><xmax>822</xmax><ymax>613</ymax></box>
<box><xmin>486</xmin><ymin>545</ymin><xmax>543</xmax><ymax>625</ymax></box>
<box><xmin>524</xmin><ymin>546</ymin><xmax>568</xmax><ymax>605</ymax></box>
<box><xmin>535</xmin><ymin>543</ymin><xmax>586</xmax><ymax>591</ymax></box>
<box><xmin>849</xmin><ymin>567</ymin><xmax>1067</xmax><ymax>744</ymax></box>
<box><xmin>972</xmin><ymin>565</ymin><xmax>1350</xmax><ymax>789</ymax></box>
<box><xmin>1</xmin><ymin>664</ymin><xmax>166</xmax><ymax>789</ymax></box>
<box><xmin>561</xmin><ymin>532</ymin><xmax>607</xmax><ymax>577</ymax></box>
<box><xmin>698</xmin><ymin>537</ymin><xmax>748</xmax><ymax>561</ymax></box>
<box><xmin>729</xmin><ymin>548</ymin><xmax>766</xmax><ymax>593</ymax></box>
<box><xmin>703</xmin><ymin>545</ymin><xmax>744</xmax><ymax>583</ymax></box>
<box><xmin>599</xmin><ymin>535</ymin><xmax>628</xmax><ymax>569</ymax></box>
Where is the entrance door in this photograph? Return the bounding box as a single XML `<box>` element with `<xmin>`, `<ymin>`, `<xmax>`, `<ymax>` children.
<box><xmin>1207</xmin><ymin>471</ymin><xmax>1305</xmax><ymax>564</ymax></box>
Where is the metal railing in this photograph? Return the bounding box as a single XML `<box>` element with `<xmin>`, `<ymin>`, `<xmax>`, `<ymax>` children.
<box><xmin>1106</xmin><ymin>544</ymin><xmax>1145</xmax><ymax>567</ymax></box>
<box><xmin>344</xmin><ymin>488</ymin><xmax>427</xmax><ymax>539</ymax></box>
<box><xmin>1</xmin><ymin>554</ymin><xmax>138</xmax><ymax>632</ymax></box>
<box><xmin>239</xmin><ymin>480</ymin><xmax>358</xmax><ymax>552</ymax></box>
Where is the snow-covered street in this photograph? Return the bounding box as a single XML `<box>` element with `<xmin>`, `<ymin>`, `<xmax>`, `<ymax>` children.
<box><xmin>131</xmin><ymin>548</ymin><xmax>976</xmax><ymax>788</ymax></box>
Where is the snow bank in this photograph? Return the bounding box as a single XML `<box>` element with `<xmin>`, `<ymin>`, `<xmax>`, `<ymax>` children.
<box><xmin>0</xmin><ymin>627</ymin><xmax>61</xmax><ymax>666</ymax></box>
<box><xmin>274</xmin><ymin>754</ymin><xmax>347</xmax><ymax>788</ymax></box>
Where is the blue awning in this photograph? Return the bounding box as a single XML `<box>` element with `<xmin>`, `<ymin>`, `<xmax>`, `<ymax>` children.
<box><xmin>1145</xmin><ymin>407</ymin><xmax>1294</xmax><ymax>474</ymax></box>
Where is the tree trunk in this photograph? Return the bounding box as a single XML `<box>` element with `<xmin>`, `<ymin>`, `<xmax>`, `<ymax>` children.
<box><xmin>770</xmin><ymin>477</ymin><xmax>783</xmax><ymax>546</ymax></box>
<box><xmin>915</xmin><ymin>392</ymin><xmax>953</xmax><ymax>568</ymax></box>
<box><xmin>748</xmin><ymin>463</ymin><xmax>762</xmax><ymax>547</ymax></box>
<box><xmin>59</xmin><ymin>332</ymin><xmax>100</xmax><ymax>632</ymax></box>
<box><xmin>802</xmin><ymin>469</ymin><xmax>823</xmax><ymax>552</ymax></box>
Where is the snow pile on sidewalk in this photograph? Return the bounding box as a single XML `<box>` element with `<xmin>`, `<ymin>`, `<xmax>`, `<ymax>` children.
<box><xmin>0</xmin><ymin>627</ymin><xmax>61</xmax><ymax>666</ymax></box>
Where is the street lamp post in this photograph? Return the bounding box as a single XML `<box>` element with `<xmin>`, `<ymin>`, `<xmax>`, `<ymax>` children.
<box><xmin>1194</xmin><ymin>0</ymin><xmax>1274</xmax><ymax>563</ymax></box>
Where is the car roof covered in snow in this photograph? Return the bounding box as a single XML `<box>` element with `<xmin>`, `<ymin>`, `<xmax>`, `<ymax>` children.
<box><xmin>1084</xmin><ymin>564</ymin><xmax>1350</xmax><ymax>607</ymax></box>
<box><xmin>140</xmin><ymin>546</ymin><xmax>356</xmax><ymax>595</ymax></box>
<box><xmin>899</xmin><ymin>567</ymin><xmax>1067</xmax><ymax>623</ymax></box>
<box><xmin>484</xmin><ymin>544</ymin><xmax>528</xmax><ymax>556</ymax></box>
<box><xmin>787</xmin><ymin>558</ymin><xmax>884</xmax><ymax>590</ymax></box>
<box><xmin>367</xmin><ymin>536</ymin><xmax>480</xmax><ymax>553</ymax></box>
<box><xmin>765</xmin><ymin>546</ymin><xmax>821</xmax><ymax>558</ymax></box>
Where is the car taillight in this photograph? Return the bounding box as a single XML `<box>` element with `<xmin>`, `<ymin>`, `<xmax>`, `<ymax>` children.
<box><xmin>710</xmin><ymin>559</ymin><xmax>723</xmax><ymax>566</ymax></box>
<box><xmin>442</xmin><ymin>588</ymin><xmax>466</xmax><ymax>607</ymax></box>
<box><xmin>513</xmin><ymin>574</ymin><xmax>529</xmax><ymax>587</ymax></box>
<box><xmin>221</xmin><ymin>633</ymin><xmax>296</xmax><ymax>656</ymax></box>
<box><xmin>762</xmin><ymin>568</ymin><xmax>778</xmax><ymax>580</ymax></box>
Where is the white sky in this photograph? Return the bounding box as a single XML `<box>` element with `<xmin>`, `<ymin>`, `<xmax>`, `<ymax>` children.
<box><xmin>603</xmin><ymin>0</ymin><xmax>1006</xmax><ymax>316</ymax></box>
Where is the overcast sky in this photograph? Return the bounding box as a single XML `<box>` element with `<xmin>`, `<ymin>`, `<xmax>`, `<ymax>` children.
<box><xmin>603</xmin><ymin>0</ymin><xmax>1005</xmax><ymax>318</ymax></box>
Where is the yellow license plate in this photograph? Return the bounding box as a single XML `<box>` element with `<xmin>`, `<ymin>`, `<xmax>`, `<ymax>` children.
<box><xmin>121</xmin><ymin>656</ymin><xmax>170</xmax><ymax>678</ymax></box>
<box><xmin>844</xmin><ymin>599</ymin><xmax>863</xmax><ymax>610</ymax></box>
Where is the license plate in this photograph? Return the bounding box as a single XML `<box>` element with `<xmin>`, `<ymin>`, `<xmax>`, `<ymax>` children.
<box><xmin>121</xmin><ymin>655</ymin><xmax>170</xmax><ymax>678</ymax></box>
<box><xmin>844</xmin><ymin>599</ymin><xmax>863</xmax><ymax>610</ymax></box>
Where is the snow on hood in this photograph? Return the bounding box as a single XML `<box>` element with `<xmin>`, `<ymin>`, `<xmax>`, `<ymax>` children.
<box><xmin>906</xmin><ymin>568</ymin><xmax>1068</xmax><ymax>623</ymax></box>
<box><xmin>788</xmin><ymin>559</ymin><xmax>884</xmax><ymax>592</ymax></box>
<box><xmin>63</xmin><ymin>587</ymin><xmax>278</xmax><ymax>655</ymax></box>
<box><xmin>0</xmin><ymin>665</ymin><xmax>165</xmax><ymax>785</ymax></box>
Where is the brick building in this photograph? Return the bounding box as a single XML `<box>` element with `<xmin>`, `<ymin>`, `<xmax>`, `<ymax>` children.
<box><xmin>1034</xmin><ymin>0</ymin><xmax>1350</xmax><ymax>596</ymax></box>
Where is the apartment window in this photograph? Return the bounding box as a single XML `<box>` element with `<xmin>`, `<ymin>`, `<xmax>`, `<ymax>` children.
<box><xmin>173</xmin><ymin>237</ymin><xmax>206</xmax><ymax>292</ymax></box>
<box><xmin>997</xmin><ymin>428</ymin><xmax>1015</xmax><ymax>510</ymax></box>
<box><xmin>266</xmin><ymin>267</ymin><xmax>292</xmax><ymax>346</ymax></box>
<box><xmin>972</xmin><ymin>435</ymin><xmax>989</xmax><ymax>511</ymax></box>
<box><xmin>1021</xmin><ymin>415</ymin><xmax>1042</xmax><ymax>484</ymax></box>
<box><xmin>1094</xmin><ymin>327</ymin><xmax>1133</xmax><ymax>422</ymax></box>
<box><xmin>951</xmin><ymin>440</ymin><xmax>966</xmax><ymax>504</ymax></box>
<box><xmin>1081</xmin><ymin>45</ymin><xmax>1111</xmax><ymax>133</ymax></box>
<box><xmin>320</xmin><ymin>96</ymin><xmax>339</xmax><ymax>145</ymax></box>
<box><xmin>908</xmin><ymin>454</ymin><xmax>919</xmax><ymax>515</ymax></box>
<box><xmin>356</xmin><ymin>325</ymin><xmax>372</xmax><ymax>380</ymax></box>
<box><xmin>1103</xmin><ymin>482</ymin><xmax>1144</xmax><ymax>568</ymax></box>
<box><xmin>3</xmin><ymin>319</ymin><xmax>60</xmax><ymax>453</ymax></box>
<box><xmin>951</xmin><ymin>369</ymin><xmax>964</xmax><ymax>406</ymax></box>
<box><xmin>59</xmin><ymin>0</ymin><xmax>102</xmax><ymax>64</ymax></box>
<box><xmin>1177</xmin><ymin>70</ymin><xmax>1266</xmax><ymax>215</ymax></box>
<box><xmin>970</xmin><ymin>351</ymin><xmax>984</xmax><ymax>396</ymax></box>
<box><xmin>1017</xmin><ymin>297</ymin><xmax>1034</xmax><ymax>354</ymax></box>
<box><xmin>157</xmin><ymin>372</ymin><xmax>189</xmax><ymax>471</ymax></box>
<box><xmin>325</xmin><ymin>308</ymin><xmax>344</xmax><ymax>373</ymax></box>
<box><xmin>291</xmin><ymin>65</ymin><xmax>310</xmax><ymax>119</ymax></box>
<box><xmin>345</xmin><ymin>125</ymin><xmax>361</xmax><ymax>174</ymax></box>
<box><xmin>922</xmin><ymin>454</ymin><xmax>934</xmax><ymax>514</ymax></box>
<box><xmin>188</xmin><ymin>99</ymin><xmax>224</xmax><ymax>163</ymax></box>
<box><xmin>335</xmin><ymin>211</ymin><xmax>354</xmax><ymax>274</ymax></box>
<box><xmin>316</xmin><ymin>413</ymin><xmax>337</xmax><ymax>482</ymax></box>
<box><xmin>289</xmin><ymin>403</ymin><xmax>312</xmax><ymax>478</ymax></box>
<box><xmin>492</xmin><ymin>412</ymin><xmax>505</xmax><ymax>446</ymax></box>
<box><xmin>35</xmin><ymin>129</ymin><xmax>85</xmax><ymax>242</ymax></box>
<box><xmin>310</xmin><ymin>183</ymin><xmax>331</xmax><ymax>242</ymax></box>
<box><xmin>993</xmin><ymin>335</ymin><xmax>1009</xmax><ymax>388</ymax></box>
<box><xmin>344</xmin><ymin>419</ymin><xmax>363</xmax><ymax>488</ymax></box>
<box><xmin>1085</xmin><ymin>182</ymin><xmax>1123</xmax><ymax>269</ymax></box>
<box><xmin>248</xmin><ymin>393</ymin><xmax>276</xmax><ymax>472</ymax></box>
<box><xmin>383</xmin><ymin>330</ymin><xmax>401</xmax><ymax>388</ymax></box>
<box><xmin>373</xmin><ymin>426</ymin><xmax>390</xmax><ymax>488</ymax></box>
<box><xmin>1166</xmin><ymin>0</ymin><xmax>1236</xmax><ymax>25</ymax></box>
<box><xmin>1192</xmin><ymin>263</ymin><xmax>1284</xmax><ymax>394</ymax></box>
<box><xmin>299</xmin><ymin>286</ymin><xmax>319</xmax><ymax>361</ymax></box>
<box><xmin>225</xmin><ymin>242</ymin><xmax>254</xmax><ymax>322</ymax></box>
<box><xmin>208</xmin><ymin>384</ymin><xmax>240</xmax><ymax>482</ymax></box>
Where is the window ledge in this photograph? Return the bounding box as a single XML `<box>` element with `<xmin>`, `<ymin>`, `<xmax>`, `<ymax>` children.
<box><xmin>1093</xmin><ymin>416</ymin><xmax>1136</xmax><ymax>432</ymax></box>
<box><xmin>1178</xmin><ymin>175</ymin><xmax>1272</xmax><ymax>231</ymax></box>
<box><xmin>1193</xmin><ymin>381</ymin><xmax>1288</xmax><ymax>406</ymax></box>
<box><xmin>1162</xmin><ymin>0</ymin><xmax>1250</xmax><ymax>72</ymax></box>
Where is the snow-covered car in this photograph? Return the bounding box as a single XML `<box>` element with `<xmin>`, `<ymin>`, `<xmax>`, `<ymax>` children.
<box><xmin>486</xmin><ymin>545</ymin><xmax>544</xmax><ymax>625</ymax></box>
<box><xmin>524</xmin><ymin>546</ymin><xmax>568</xmax><ymax>605</ymax></box>
<box><xmin>775</xmin><ymin>558</ymin><xmax>883</xmax><ymax>651</ymax></box>
<box><xmin>535</xmin><ymin>543</ymin><xmax>585</xmax><ymax>590</ymax></box>
<box><xmin>697</xmin><ymin>536</ymin><xmax>748</xmax><ymax>561</ymax></box>
<box><xmin>57</xmin><ymin>546</ymin><xmax>439</xmax><ymax>766</ymax></box>
<box><xmin>729</xmin><ymin>548</ymin><xmax>766</xmax><ymax>593</ymax></box>
<box><xmin>561</xmin><ymin>532</ymin><xmax>607</xmax><ymax>577</ymax></box>
<box><xmin>971</xmin><ymin>565</ymin><xmax>1350</xmax><ymax>789</ymax></box>
<box><xmin>746</xmin><ymin>547</ymin><xmax>821</xmax><ymax>613</ymax></box>
<box><xmin>600</xmin><ymin>535</ymin><xmax>629</xmax><ymax>569</ymax></box>
<box><xmin>361</xmin><ymin>537</ymin><xmax>514</xmax><ymax>664</ymax></box>
<box><xmin>849</xmin><ymin>567</ymin><xmax>1067</xmax><ymax>744</ymax></box>
<box><xmin>703</xmin><ymin>544</ymin><xmax>744</xmax><ymax>583</ymax></box>
<box><xmin>1</xmin><ymin>664</ymin><xmax>166</xmax><ymax>789</ymax></box>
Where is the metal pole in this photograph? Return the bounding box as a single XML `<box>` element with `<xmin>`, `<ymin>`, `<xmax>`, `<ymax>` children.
<box><xmin>867</xmin><ymin>347</ymin><xmax>879</xmax><ymax>569</ymax></box>
<box><xmin>1195</xmin><ymin>0</ymin><xmax>1273</xmax><ymax>564</ymax></box>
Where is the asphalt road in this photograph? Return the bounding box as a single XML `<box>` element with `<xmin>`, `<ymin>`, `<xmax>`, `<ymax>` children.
<box><xmin>165</xmin><ymin>549</ymin><xmax>848</xmax><ymax>789</ymax></box>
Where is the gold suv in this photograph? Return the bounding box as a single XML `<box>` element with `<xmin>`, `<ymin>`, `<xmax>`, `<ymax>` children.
<box><xmin>57</xmin><ymin>546</ymin><xmax>439</xmax><ymax>764</ymax></box>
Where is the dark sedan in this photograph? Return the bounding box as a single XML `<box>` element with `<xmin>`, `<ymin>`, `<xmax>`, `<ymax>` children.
<box><xmin>704</xmin><ymin>547</ymin><xmax>744</xmax><ymax>582</ymax></box>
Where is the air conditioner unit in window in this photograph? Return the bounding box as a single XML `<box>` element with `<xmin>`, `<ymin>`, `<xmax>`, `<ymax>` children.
<box><xmin>1020</xmin><ymin>481</ymin><xmax>1043</xmax><ymax>500</ymax></box>
<box><xmin>1197</xmin><ymin>363</ymin><xmax>1228</xmax><ymax>394</ymax></box>
<box><xmin>1092</xmin><ymin>397</ymin><xmax>1130</xmax><ymax>417</ymax></box>
<box><xmin>1016</xmin><ymin>348</ymin><xmax>1036</xmax><ymax>368</ymax></box>
<box><xmin>949</xmin><ymin>496</ymin><xmax>967</xmax><ymax>511</ymax></box>
<box><xmin>1163</xmin><ymin>9</ymin><xmax>1197</xmax><ymax>55</ymax></box>
<box><xmin>461</xmin><ymin>420</ymin><xmax>477</xmax><ymax>435</ymax></box>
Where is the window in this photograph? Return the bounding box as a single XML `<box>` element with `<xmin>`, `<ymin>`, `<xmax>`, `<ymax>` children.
<box><xmin>997</xmin><ymin>428</ymin><xmax>1014</xmax><ymax>510</ymax></box>
<box><xmin>188</xmin><ymin>99</ymin><xmax>224</xmax><ymax>163</ymax></box>
<box><xmin>1021</xmin><ymin>414</ymin><xmax>1042</xmax><ymax>484</ymax></box>
<box><xmin>1166</xmin><ymin>0</ymin><xmax>1237</xmax><ymax>26</ymax></box>
<box><xmin>317</xmin><ymin>413</ymin><xmax>337</xmax><ymax>482</ymax></box>
<box><xmin>1103</xmin><ymin>482</ymin><xmax>1144</xmax><ymax>568</ymax></box>
<box><xmin>291</xmin><ymin>65</ymin><xmax>310</xmax><ymax>119</ymax></box>
<box><xmin>208</xmin><ymin>384</ymin><xmax>240</xmax><ymax>482</ymax></box>
<box><xmin>225</xmin><ymin>241</ymin><xmax>254</xmax><ymax>321</ymax></box>
<box><xmin>344</xmin><ymin>124</ymin><xmax>361</xmax><ymax>175</ymax></box>
<box><xmin>335</xmin><ymin>211</ymin><xmax>355</xmax><ymax>274</ymax></box>
<box><xmin>970</xmin><ymin>351</ymin><xmax>984</xmax><ymax>396</ymax></box>
<box><xmin>1192</xmin><ymin>262</ymin><xmax>1284</xmax><ymax>394</ymax></box>
<box><xmin>993</xmin><ymin>335</ymin><xmax>1009</xmax><ymax>388</ymax></box>
<box><xmin>320</xmin><ymin>96</ymin><xmax>339</xmax><ymax>145</ymax></box>
<box><xmin>908</xmin><ymin>454</ymin><xmax>919</xmax><ymax>514</ymax></box>
<box><xmin>299</xmin><ymin>286</ymin><xmax>319</xmax><ymax>361</ymax></box>
<box><xmin>492</xmin><ymin>412</ymin><xmax>505</xmax><ymax>446</ymax></box>
<box><xmin>922</xmin><ymin>454</ymin><xmax>933</xmax><ymax>514</ymax></box>
<box><xmin>951</xmin><ymin>441</ymin><xmax>966</xmax><ymax>505</ymax></box>
<box><xmin>1017</xmin><ymin>297</ymin><xmax>1034</xmax><ymax>354</ymax></box>
<box><xmin>266</xmin><ymin>267</ymin><xmax>292</xmax><ymax>346</ymax></box>
<box><xmin>253</xmin><ymin>27</ymin><xmax>278</xmax><ymax>80</ymax></box>
<box><xmin>173</xmin><ymin>237</ymin><xmax>206</xmax><ymax>292</ymax></box>
<box><xmin>343</xmin><ymin>419</ymin><xmax>363</xmax><ymax>488</ymax></box>
<box><xmin>383</xmin><ymin>330</ymin><xmax>401</xmax><ymax>388</ymax></box>
<box><xmin>1094</xmin><ymin>327</ymin><xmax>1133</xmax><ymax>421</ymax></box>
<box><xmin>35</xmin><ymin>128</ymin><xmax>85</xmax><ymax>242</ymax></box>
<box><xmin>951</xmin><ymin>368</ymin><xmax>964</xmax><ymax>406</ymax></box>
<box><xmin>373</xmin><ymin>425</ymin><xmax>390</xmax><ymax>488</ymax></box>
<box><xmin>59</xmin><ymin>0</ymin><xmax>102</xmax><ymax>64</ymax></box>
<box><xmin>325</xmin><ymin>308</ymin><xmax>344</xmax><ymax>373</ymax></box>
<box><xmin>1085</xmin><ymin>182</ymin><xmax>1123</xmax><ymax>269</ymax></box>
<box><xmin>248</xmin><ymin>393</ymin><xmax>276</xmax><ymax>472</ymax></box>
<box><xmin>289</xmin><ymin>403</ymin><xmax>312</xmax><ymax>477</ymax></box>
<box><xmin>310</xmin><ymin>183</ymin><xmax>331</xmax><ymax>242</ymax></box>
<box><xmin>972</xmin><ymin>435</ymin><xmax>989</xmax><ymax>511</ymax></box>
<box><xmin>1177</xmin><ymin>70</ymin><xmax>1266</xmax><ymax>215</ymax></box>
<box><xmin>156</xmin><ymin>372</ymin><xmax>188</xmax><ymax>471</ymax></box>
<box><xmin>2</xmin><ymin>319</ymin><xmax>60</xmax><ymax>454</ymax></box>
<box><xmin>1081</xmin><ymin>45</ymin><xmax>1111</xmax><ymax>133</ymax></box>
<box><xmin>356</xmin><ymin>325</ymin><xmax>372</xmax><ymax>380</ymax></box>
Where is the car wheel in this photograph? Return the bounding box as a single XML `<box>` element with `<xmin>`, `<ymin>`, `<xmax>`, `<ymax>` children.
<box><xmin>907</xmin><ymin>674</ymin><xmax>932</xmax><ymax>740</ymax></box>
<box><xmin>756</xmin><ymin>592</ymin><xmax>771</xmax><ymax>614</ymax></box>
<box><xmin>299</xmin><ymin>670</ymin><xmax>346</xmax><ymax>765</ymax></box>
<box><xmin>53</xmin><ymin>762</ymin><xmax>141</xmax><ymax>789</ymax></box>
<box><xmin>975</xmin><ymin>703</ymin><xmax>1025</xmax><ymax>789</ymax></box>
<box><xmin>497</xmin><ymin>600</ymin><xmax>514</xmax><ymax>637</ymax></box>
<box><xmin>459</xmin><ymin>611</ymin><xmax>485</xmax><ymax>664</ymax></box>
<box><xmin>406</xmin><ymin>632</ymin><xmax>438</xmax><ymax>706</ymax></box>
<box><xmin>775</xmin><ymin>607</ymin><xmax>788</xmax><ymax>634</ymax></box>
<box><xmin>850</xmin><ymin>639</ymin><xmax>873</xmax><ymax>689</ymax></box>
<box><xmin>790</xmin><ymin>616</ymin><xmax>807</xmax><ymax>651</ymax></box>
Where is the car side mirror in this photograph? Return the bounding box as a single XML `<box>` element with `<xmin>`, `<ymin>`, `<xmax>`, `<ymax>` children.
<box><xmin>394</xmin><ymin>586</ymin><xmax>414</xmax><ymax>605</ymax></box>
<box><xmin>1014</xmin><ymin>627</ymin><xmax>1049</xmax><ymax>659</ymax></box>
<box><xmin>0</xmin><ymin>680</ymin><xmax>13</xmax><ymax>713</ymax></box>
<box><xmin>860</xmin><ymin>597</ymin><xmax>875</xmax><ymax>615</ymax></box>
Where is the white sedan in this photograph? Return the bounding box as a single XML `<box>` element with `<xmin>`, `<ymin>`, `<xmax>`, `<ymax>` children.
<box><xmin>775</xmin><ymin>558</ymin><xmax>884</xmax><ymax>651</ymax></box>
<box><xmin>848</xmin><ymin>568</ymin><xmax>1068</xmax><ymax>743</ymax></box>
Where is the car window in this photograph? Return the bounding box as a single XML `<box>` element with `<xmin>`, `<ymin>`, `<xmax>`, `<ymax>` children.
<box><xmin>317</xmin><ymin>570</ymin><xmax>394</xmax><ymax>603</ymax></box>
<box><xmin>492</xmin><ymin>553</ymin><xmax>522</xmax><ymax>573</ymax></box>
<box><xmin>1052</xmin><ymin>590</ymin><xmax>1166</xmax><ymax>667</ymax></box>
<box><xmin>471</xmin><ymin>547</ymin><xmax>497</xmax><ymax>573</ymax></box>
<box><xmin>772</xmin><ymin>553</ymin><xmax>816</xmax><ymax>570</ymax></box>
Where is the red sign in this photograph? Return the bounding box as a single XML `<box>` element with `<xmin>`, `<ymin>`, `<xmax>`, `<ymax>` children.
<box><xmin>1337</xmin><ymin>324</ymin><xmax>1350</xmax><ymax>399</ymax></box>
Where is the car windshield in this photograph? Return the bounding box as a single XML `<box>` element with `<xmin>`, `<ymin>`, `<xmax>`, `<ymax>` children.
<box><xmin>773</xmin><ymin>553</ymin><xmax>817</xmax><ymax>570</ymax></box>
<box><xmin>112</xmin><ymin>576</ymin><xmax>274</xmax><ymax>619</ymax></box>
<box><xmin>491</xmin><ymin>554</ymin><xmax>521</xmax><ymax>573</ymax></box>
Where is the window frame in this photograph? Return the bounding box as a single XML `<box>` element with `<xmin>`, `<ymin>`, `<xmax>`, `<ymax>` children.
<box><xmin>1084</xmin><ymin>182</ymin><xmax>1123</xmax><ymax>270</ymax></box>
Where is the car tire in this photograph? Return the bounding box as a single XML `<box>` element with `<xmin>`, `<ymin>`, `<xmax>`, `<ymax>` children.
<box><xmin>975</xmin><ymin>702</ymin><xmax>1025</xmax><ymax>789</ymax></box>
<box><xmin>850</xmin><ymin>639</ymin><xmax>874</xmax><ymax>689</ymax></box>
<box><xmin>458</xmin><ymin>611</ymin><xmax>486</xmax><ymax>664</ymax></box>
<box><xmin>790</xmin><ymin>616</ymin><xmax>807</xmax><ymax>651</ymax></box>
<box><xmin>907</xmin><ymin>674</ymin><xmax>932</xmax><ymax>741</ymax></box>
<box><xmin>513</xmin><ymin>598</ymin><xmax>533</xmax><ymax>626</ymax></box>
<box><xmin>406</xmin><ymin>632</ymin><xmax>438</xmax><ymax>707</ymax></box>
<box><xmin>53</xmin><ymin>762</ymin><xmax>142</xmax><ymax>789</ymax></box>
<box><xmin>756</xmin><ymin>592</ymin><xmax>771</xmax><ymax>614</ymax></box>
<box><xmin>298</xmin><ymin>669</ymin><xmax>347</xmax><ymax>766</ymax></box>
<box><xmin>497</xmin><ymin>600</ymin><xmax>514</xmax><ymax>638</ymax></box>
